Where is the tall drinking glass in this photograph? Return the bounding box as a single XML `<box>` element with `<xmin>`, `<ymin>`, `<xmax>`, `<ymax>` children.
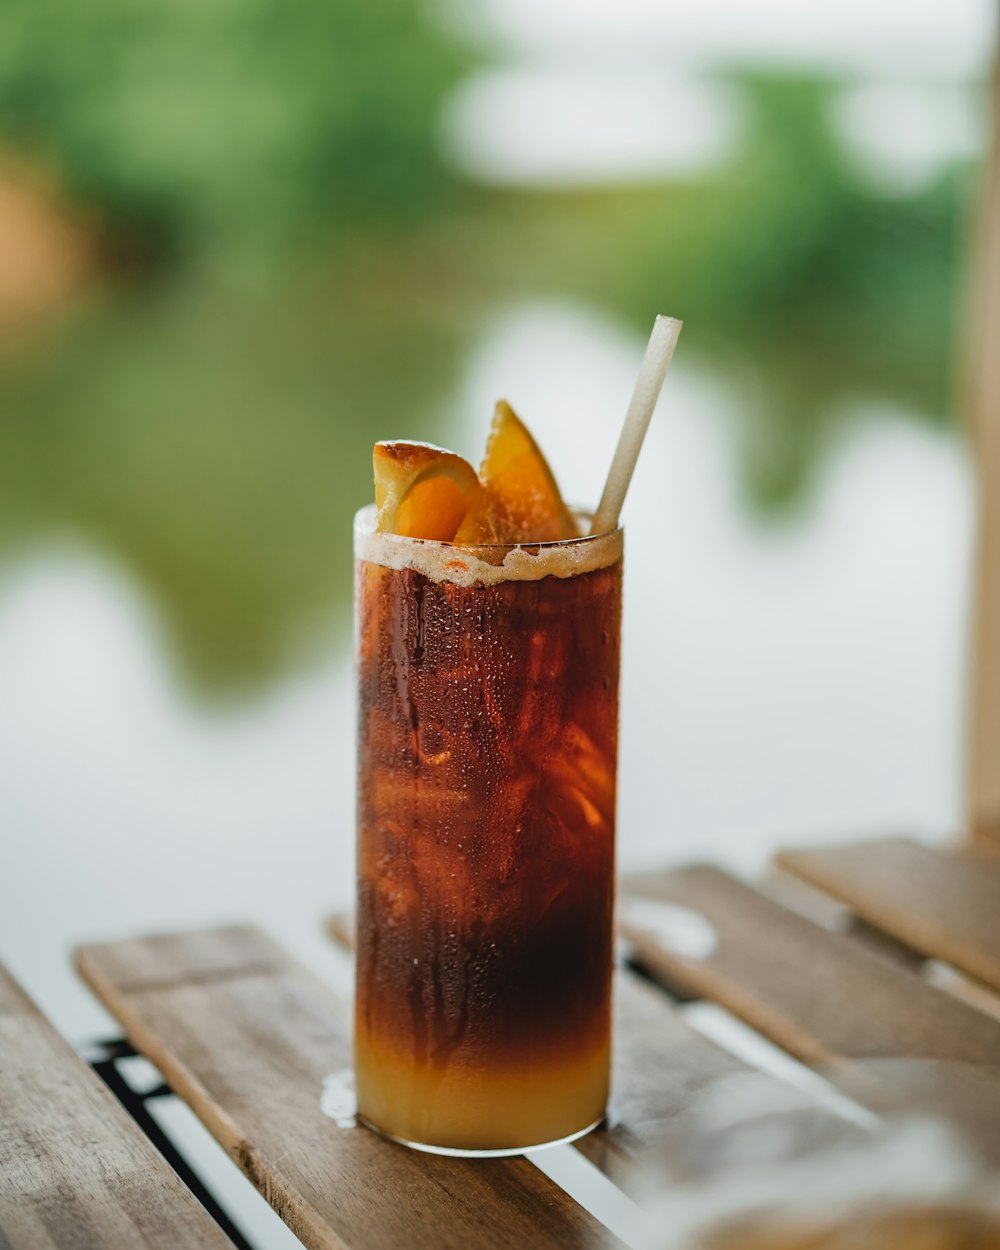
<box><xmin>353</xmin><ymin>505</ymin><xmax>622</xmax><ymax>1155</ymax></box>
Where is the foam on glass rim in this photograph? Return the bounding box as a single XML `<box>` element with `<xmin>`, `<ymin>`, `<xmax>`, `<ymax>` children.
<box><xmin>354</xmin><ymin>504</ymin><xmax>622</xmax><ymax>588</ymax></box>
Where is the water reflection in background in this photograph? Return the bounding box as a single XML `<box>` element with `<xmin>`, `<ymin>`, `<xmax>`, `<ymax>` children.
<box><xmin>0</xmin><ymin>302</ymin><xmax>971</xmax><ymax>1038</ymax></box>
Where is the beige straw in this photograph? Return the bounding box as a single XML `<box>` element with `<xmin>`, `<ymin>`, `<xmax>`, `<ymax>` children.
<box><xmin>590</xmin><ymin>315</ymin><xmax>683</xmax><ymax>535</ymax></box>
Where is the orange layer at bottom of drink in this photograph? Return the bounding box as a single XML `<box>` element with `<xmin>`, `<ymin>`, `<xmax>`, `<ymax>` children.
<box><xmin>355</xmin><ymin>1026</ymin><xmax>610</xmax><ymax>1153</ymax></box>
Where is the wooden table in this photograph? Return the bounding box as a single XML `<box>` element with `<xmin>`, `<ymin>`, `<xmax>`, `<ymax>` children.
<box><xmin>4</xmin><ymin>836</ymin><xmax>1000</xmax><ymax>1249</ymax></box>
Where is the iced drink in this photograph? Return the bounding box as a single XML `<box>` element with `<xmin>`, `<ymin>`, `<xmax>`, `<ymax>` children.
<box><xmin>354</xmin><ymin>509</ymin><xmax>622</xmax><ymax>1154</ymax></box>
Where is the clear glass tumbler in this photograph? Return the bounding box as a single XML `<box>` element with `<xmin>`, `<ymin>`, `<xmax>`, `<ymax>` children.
<box><xmin>353</xmin><ymin>506</ymin><xmax>622</xmax><ymax>1155</ymax></box>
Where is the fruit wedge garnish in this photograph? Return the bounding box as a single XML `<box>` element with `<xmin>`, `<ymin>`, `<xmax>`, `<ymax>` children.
<box><xmin>479</xmin><ymin>401</ymin><xmax>577</xmax><ymax>543</ymax></box>
<box><xmin>452</xmin><ymin>496</ymin><xmax>501</xmax><ymax>544</ymax></box>
<box><xmin>373</xmin><ymin>441</ymin><xmax>498</xmax><ymax>542</ymax></box>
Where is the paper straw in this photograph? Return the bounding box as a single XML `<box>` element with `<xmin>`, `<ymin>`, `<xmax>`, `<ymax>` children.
<box><xmin>590</xmin><ymin>315</ymin><xmax>683</xmax><ymax>535</ymax></box>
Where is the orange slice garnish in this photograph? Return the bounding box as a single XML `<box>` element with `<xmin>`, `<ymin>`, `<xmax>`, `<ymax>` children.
<box><xmin>452</xmin><ymin>501</ymin><xmax>501</xmax><ymax>545</ymax></box>
<box><xmin>479</xmin><ymin>401</ymin><xmax>577</xmax><ymax>543</ymax></box>
<box><xmin>373</xmin><ymin>441</ymin><xmax>498</xmax><ymax>542</ymax></box>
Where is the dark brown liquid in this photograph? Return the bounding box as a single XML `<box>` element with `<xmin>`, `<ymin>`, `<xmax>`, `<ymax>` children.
<box><xmin>355</xmin><ymin>553</ymin><xmax>620</xmax><ymax>1151</ymax></box>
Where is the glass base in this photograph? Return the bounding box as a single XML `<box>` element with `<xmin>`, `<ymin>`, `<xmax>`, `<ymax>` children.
<box><xmin>357</xmin><ymin>1113</ymin><xmax>604</xmax><ymax>1158</ymax></box>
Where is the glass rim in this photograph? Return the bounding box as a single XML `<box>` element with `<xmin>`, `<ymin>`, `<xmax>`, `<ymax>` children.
<box><xmin>352</xmin><ymin>502</ymin><xmax>621</xmax><ymax>553</ymax></box>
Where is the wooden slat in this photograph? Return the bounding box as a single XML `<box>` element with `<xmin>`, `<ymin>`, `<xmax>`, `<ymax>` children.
<box><xmin>324</xmin><ymin>914</ymin><xmax>834</xmax><ymax>1190</ymax></box>
<box><xmin>0</xmin><ymin>965</ymin><xmax>232</xmax><ymax>1250</ymax></box>
<box><xmin>758</xmin><ymin>866</ymin><xmax>925</xmax><ymax>972</ymax></box>
<box><xmin>779</xmin><ymin>838</ymin><xmax>1000</xmax><ymax>994</ymax></box>
<box><xmin>75</xmin><ymin>923</ymin><xmax>290</xmax><ymax>993</ymax></box>
<box><xmin>620</xmin><ymin>866</ymin><xmax>1000</xmax><ymax>1068</ymax></box>
<box><xmin>578</xmin><ymin>972</ymin><xmax>748</xmax><ymax>1184</ymax></box>
<box><xmin>832</xmin><ymin>1054</ymin><xmax>1000</xmax><ymax>1169</ymax></box>
<box><xmin>76</xmin><ymin>926</ymin><xmax>621</xmax><ymax>1250</ymax></box>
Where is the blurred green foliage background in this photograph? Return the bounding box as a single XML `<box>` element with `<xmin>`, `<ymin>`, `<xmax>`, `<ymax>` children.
<box><xmin>0</xmin><ymin>0</ymin><xmax>978</xmax><ymax>694</ymax></box>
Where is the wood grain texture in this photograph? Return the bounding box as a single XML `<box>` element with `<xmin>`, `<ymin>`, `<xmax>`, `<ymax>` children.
<box><xmin>779</xmin><ymin>839</ymin><xmax>1000</xmax><ymax>993</ymax></box>
<box><xmin>76</xmin><ymin>926</ymin><xmax>621</xmax><ymax>1250</ymax></box>
<box><xmin>0</xmin><ymin>965</ymin><xmax>232</xmax><ymax>1250</ymax></box>
<box><xmin>325</xmin><ymin>914</ymin><xmax>804</xmax><ymax>1191</ymax></box>
<box><xmin>620</xmin><ymin>866</ymin><xmax>1000</xmax><ymax>1068</ymax></box>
